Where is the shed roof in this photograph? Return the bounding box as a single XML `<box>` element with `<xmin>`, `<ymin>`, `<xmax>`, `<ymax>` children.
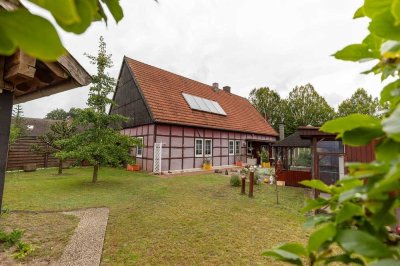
<box><xmin>125</xmin><ymin>57</ymin><xmax>278</xmax><ymax>136</ymax></box>
<box><xmin>273</xmin><ymin>131</ymin><xmax>310</xmax><ymax>148</ymax></box>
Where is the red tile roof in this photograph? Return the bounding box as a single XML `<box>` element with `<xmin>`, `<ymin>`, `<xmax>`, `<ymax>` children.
<box><xmin>125</xmin><ymin>57</ymin><xmax>278</xmax><ymax>136</ymax></box>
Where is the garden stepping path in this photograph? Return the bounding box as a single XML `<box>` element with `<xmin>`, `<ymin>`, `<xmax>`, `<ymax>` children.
<box><xmin>59</xmin><ymin>208</ymin><xmax>109</xmax><ymax>266</ymax></box>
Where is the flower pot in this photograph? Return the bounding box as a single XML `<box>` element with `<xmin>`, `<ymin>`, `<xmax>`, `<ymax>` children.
<box><xmin>262</xmin><ymin>162</ymin><xmax>270</xmax><ymax>168</ymax></box>
<box><xmin>203</xmin><ymin>163</ymin><xmax>212</xmax><ymax>170</ymax></box>
<box><xmin>127</xmin><ymin>164</ymin><xmax>141</xmax><ymax>171</ymax></box>
<box><xmin>23</xmin><ymin>163</ymin><xmax>37</xmax><ymax>172</ymax></box>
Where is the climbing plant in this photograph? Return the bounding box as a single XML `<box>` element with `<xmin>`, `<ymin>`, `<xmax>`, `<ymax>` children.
<box><xmin>263</xmin><ymin>0</ymin><xmax>400</xmax><ymax>265</ymax></box>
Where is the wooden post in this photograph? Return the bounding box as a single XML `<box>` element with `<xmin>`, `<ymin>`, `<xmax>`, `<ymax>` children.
<box><xmin>0</xmin><ymin>90</ymin><xmax>13</xmax><ymax>212</ymax></box>
<box><xmin>241</xmin><ymin>176</ymin><xmax>246</xmax><ymax>195</ymax></box>
<box><xmin>249</xmin><ymin>171</ymin><xmax>254</xmax><ymax>198</ymax></box>
<box><xmin>311</xmin><ymin>137</ymin><xmax>319</xmax><ymax>199</ymax></box>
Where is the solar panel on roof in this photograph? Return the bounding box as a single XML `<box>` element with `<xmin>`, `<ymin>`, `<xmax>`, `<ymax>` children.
<box><xmin>182</xmin><ymin>93</ymin><xmax>227</xmax><ymax>116</ymax></box>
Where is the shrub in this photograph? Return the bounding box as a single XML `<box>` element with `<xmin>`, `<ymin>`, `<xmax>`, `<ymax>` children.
<box><xmin>13</xmin><ymin>242</ymin><xmax>33</xmax><ymax>259</ymax></box>
<box><xmin>230</xmin><ymin>174</ymin><xmax>241</xmax><ymax>187</ymax></box>
<box><xmin>253</xmin><ymin>171</ymin><xmax>260</xmax><ymax>185</ymax></box>
<box><xmin>0</xmin><ymin>229</ymin><xmax>23</xmax><ymax>248</ymax></box>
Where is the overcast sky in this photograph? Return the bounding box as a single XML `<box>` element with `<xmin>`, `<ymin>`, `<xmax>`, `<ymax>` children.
<box><xmin>21</xmin><ymin>0</ymin><xmax>383</xmax><ymax>118</ymax></box>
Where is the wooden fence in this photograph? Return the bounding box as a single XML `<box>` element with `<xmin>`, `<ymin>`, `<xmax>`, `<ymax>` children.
<box><xmin>7</xmin><ymin>136</ymin><xmax>59</xmax><ymax>171</ymax></box>
<box><xmin>276</xmin><ymin>170</ymin><xmax>311</xmax><ymax>187</ymax></box>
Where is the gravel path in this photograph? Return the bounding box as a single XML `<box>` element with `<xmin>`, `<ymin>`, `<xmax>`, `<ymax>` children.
<box><xmin>58</xmin><ymin>208</ymin><xmax>109</xmax><ymax>266</ymax></box>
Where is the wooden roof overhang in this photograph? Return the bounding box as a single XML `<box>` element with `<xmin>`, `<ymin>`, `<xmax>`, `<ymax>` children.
<box><xmin>0</xmin><ymin>1</ymin><xmax>91</xmax><ymax>103</ymax></box>
<box><xmin>273</xmin><ymin>131</ymin><xmax>311</xmax><ymax>148</ymax></box>
<box><xmin>298</xmin><ymin>126</ymin><xmax>337</xmax><ymax>141</ymax></box>
<box><xmin>0</xmin><ymin>51</ymin><xmax>91</xmax><ymax>104</ymax></box>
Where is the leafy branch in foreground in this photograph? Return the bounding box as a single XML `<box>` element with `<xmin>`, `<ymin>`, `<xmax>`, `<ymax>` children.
<box><xmin>264</xmin><ymin>0</ymin><xmax>400</xmax><ymax>265</ymax></box>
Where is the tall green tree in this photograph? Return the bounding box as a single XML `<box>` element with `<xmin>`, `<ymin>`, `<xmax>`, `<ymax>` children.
<box><xmin>264</xmin><ymin>1</ymin><xmax>400</xmax><ymax>265</ymax></box>
<box><xmin>337</xmin><ymin>88</ymin><xmax>380</xmax><ymax>117</ymax></box>
<box><xmin>11</xmin><ymin>104</ymin><xmax>27</xmax><ymax>137</ymax></box>
<box><xmin>249</xmin><ymin>87</ymin><xmax>282</xmax><ymax>130</ymax></box>
<box><xmin>282</xmin><ymin>83</ymin><xmax>335</xmax><ymax>135</ymax></box>
<box><xmin>57</xmin><ymin>37</ymin><xmax>139</xmax><ymax>183</ymax></box>
<box><xmin>32</xmin><ymin>120</ymin><xmax>76</xmax><ymax>175</ymax></box>
<box><xmin>45</xmin><ymin>108</ymin><xmax>69</xmax><ymax>120</ymax></box>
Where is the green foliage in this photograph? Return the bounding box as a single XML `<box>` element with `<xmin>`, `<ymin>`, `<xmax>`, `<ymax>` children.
<box><xmin>12</xmin><ymin>104</ymin><xmax>27</xmax><ymax>137</ymax></box>
<box><xmin>293</xmin><ymin>149</ymin><xmax>311</xmax><ymax>167</ymax></box>
<box><xmin>282</xmin><ymin>84</ymin><xmax>336</xmax><ymax>136</ymax></box>
<box><xmin>13</xmin><ymin>241</ymin><xmax>33</xmax><ymax>259</ymax></box>
<box><xmin>249</xmin><ymin>87</ymin><xmax>282</xmax><ymax>130</ymax></box>
<box><xmin>230</xmin><ymin>174</ymin><xmax>241</xmax><ymax>187</ymax></box>
<box><xmin>57</xmin><ymin>37</ymin><xmax>140</xmax><ymax>182</ymax></box>
<box><xmin>0</xmin><ymin>0</ymin><xmax>129</xmax><ymax>60</ymax></box>
<box><xmin>0</xmin><ymin>229</ymin><xmax>23</xmax><ymax>248</ymax></box>
<box><xmin>9</xmin><ymin>125</ymin><xmax>20</xmax><ymax>145</ymax></box>
<box><xmin>260</xmin><ymin>148</ymin><xmax>268</xmax><ymax>163</ymax></box>
<box><xmin>45</xmin><ymin>108</ymin><xmax>70</xmax><ymax>120</ymax></box>
<box><xmin>337</xmin><ymin>88</ymin><xmax>382</xmax><ymax>117</ymax></box>
<box><xmin>264</xmin><ymin>1</ymin><xmax>400</xmax><ymax>265</ymax></box>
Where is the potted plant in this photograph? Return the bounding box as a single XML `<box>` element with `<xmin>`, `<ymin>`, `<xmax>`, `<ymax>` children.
<box><xmin>203</xmin><ymin>158</ymin><xmax>212</xmax><ymax>170</ymax></box>
<box><xmin>127</xmin><ymin>157</ymin><xmax>140</xmax><ymax>171</ymax></box>
<box><xmin>261</xmin><ymin>148</ymin><xmax>270</xmax><ymax>168</ymax></box>
<box><xmin>235</xmin><ymin>156</ymin><xmax>243</xmax><ymax>167</ymax></box>
<box><xmin>23</xmin><ymin>163</ymin><xmax>37</xmax><ymax>172</ymax></box>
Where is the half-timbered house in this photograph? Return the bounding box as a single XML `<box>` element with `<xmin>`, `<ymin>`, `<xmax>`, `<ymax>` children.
<box><xmin>110</xmin><ymin>57</ymin><xmax>278</xmax><ymax>173</ymax></box>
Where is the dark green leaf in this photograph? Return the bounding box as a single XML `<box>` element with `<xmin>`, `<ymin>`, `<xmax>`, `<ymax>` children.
<box><xmin>381</xmin><ymin>80</ymin><xmax>400</xmax><ymax>105</ymax></box>
<box><xmin>300</xmin><ymin>180</ymin><xmax>331</xmax><ymax>193</ymax></box>
<box><xmin>354</xmin><ymin>6</ymin><xmax>365</xmax><ymax>19</ymax></box>
<box><xmin>56</xmin><ymin>0</ymin><xmax>95</xmax><ymax>34</ymax></box>
<box><xmin>333</xmin><ymin>44</ymin><xmax>379</xmax><ymax>62</ymax></box>
<box><xmin>336</xmin><ymin>202</ymin><xmax>363</xmax><ymax>223</ymax></box>
<box><xmin>371</xmin><ymin>259</ymin><xmax>400</xmax><ymax>266</ymax></box>
<box><xmin>391</xmin><ymin>0</ymin><xmax>400</xmax><ymax>25</ymax></box>
<box><xmin>323</xmin><ymin>254</ymin><xmax>364</xmax><ymax>265</ymax></box>
<box><xmin>382</xmin><ymin>106</ymin><xmax>400</xmax><ymax>141</ymax></box>
<box><xmin>321</xmin><ymin>114</ymin><xmax>381</xmax><ymax>136</ymax></box>
<box><xmin>369</xmin><ymin>11</ymin><xmax>400</xmax><ymax>41</ymax></box>
<box><xmin>302</xmin><ymin>198</ymin><xmax>329</xmax><ymax>213</ymax></box>
<box><xmin>0</xmin><ymin>10</ymin><xmax>65</xmax><ymax>61</ymax></box>
<box><xmin>307</xmin><ymin>222</ymin><xmax>336</xmax><ymax>252</ymax></box>
<box><xmin>275</xmin><ymin>243</ymin><xmax>308</xmax><ymax>257</ymax></box>
<box><xmin>0</xmin><ymin>26</ymin><xmax>16</xmax><ymax>55</ymax></box>
<box><xmin>102</xmin><ymin>0</ymin><xmax>124</xmax><ymax>22</ymax></box>
<box><xmin>262</xmin><ymin>249</ymin><xmax>303</xmax><ymax>266</ymax></box>
<box><xmin>342</xmin><ymin>127</ymin><xmax>384</xmax><ymax>146</ymax></box>
<box><xmin>304</xmin><ymin>214</ymin><xmax>331</xmax><ymax>228</ymax></box>
<box><xmin>336</xmin><ymin>230</ymin><xmax>394</xmax><ymax>258</ymax></box>
<box><xmin>29</xmin><ymin>0</ymin><xmax>80</xmax><ymax>25</ymax></box>
<box><xmin>364</xmin><ymin>0</ymin><xmax>392</xmax><ymax>18</ymax></box>
<box><xmin>376</xmin><ymin>139</ymin><xmax>400</xmax><ymax>162</ymax></box>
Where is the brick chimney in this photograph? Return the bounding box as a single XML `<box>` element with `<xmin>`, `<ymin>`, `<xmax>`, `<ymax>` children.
<box><xmin>279</xmin><ymin>123</ymin><xmax>285</xmax><ymax>140</ymax></box>
<box><xmin>212</xmin><ymin>82</ymin><xmax>219</xmax><ymax>91</ymax></box>
<box><xmin>223</xmin><ymin>86</ymin><xmax>231</xmax><ymax>93</ymax></box>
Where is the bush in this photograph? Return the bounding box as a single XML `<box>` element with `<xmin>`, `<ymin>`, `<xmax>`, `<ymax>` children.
<box><xmin>253</xmin><ymin>171</ymin><xmax>260</xmax><ymax>185</ymax></box>
<box><xmin>230</xmin><ymin>174</ymin><xmax>241</xmax><ymax>187</ymax></box>
<box><xmin>0</xmin><ymin>229</ymin><xmax>23</xmax><ymax>248</ymax></box>
<box><xmin>14</xmin><ymin>242</ymin><xmax>33</xmax><ymax>259</ymax></box>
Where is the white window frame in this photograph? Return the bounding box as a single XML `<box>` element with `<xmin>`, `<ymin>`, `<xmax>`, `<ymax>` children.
<box><xmin>204</xmin><ymin>139</ymin><xmax>212</xmax><ymax>157</ymax></box>
<box><xmin>195</xmin><ymin>138</ymin><xmax>204</xmax><ymax>157</ymax></box>
<box><xmin>136</xmin><ymin>137</ymin><xmax>144</xmax><ymax>158</ymax></box>
<box><xmin>235</xmin><ymin>140</ymin><xmax>241</xmax><ymax>155</ymax></box>
<box><xmin>228</xmin><ymin>140</ymin><xmax>235</xmax><ymax>155</ymax></box>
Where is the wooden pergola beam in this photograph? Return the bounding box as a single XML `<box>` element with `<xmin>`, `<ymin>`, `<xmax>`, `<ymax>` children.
<box><xmin>4</xmin><ymin>50</ymin><xmax>36</xmax><ymax>85</ymax></box>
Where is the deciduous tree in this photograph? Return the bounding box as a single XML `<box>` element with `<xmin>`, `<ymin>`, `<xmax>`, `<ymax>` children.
<box><xmin>282</xmin><ymin>84</ymin><xmax>335</xmax><ymax>135</ymax></box>
<box><xmin>249</xmin><ymin>87</ymin><xmax>282</xmax><ymax>131</ymax></box>
<box><xmin>337</xmin><ymin>88</ymin><xmax>380</xmax><ymax>117</ymax></box>
<box><xmin>57</xmin><ymin>37</ymin><xmax>139</xmax><ymax>183</ymax></box>
<box><xmin>32</xmin><ymin>120</ymin><xmax>76</xmax><ymax>174</ymax></box>
<box><xmin>45</xmin><ymin>108</ymin><xmax>69</xmax><ymax>120</ymax></box>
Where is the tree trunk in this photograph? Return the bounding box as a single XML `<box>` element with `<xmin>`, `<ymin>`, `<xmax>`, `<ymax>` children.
<box><xmin>92</xmin><ymin>162</ymin><xmax>99</xmax><ymax>183</ymax></box>
<box><xmin>58</xmin><ymin>159</ymin><xmax>63</xmax><ymax>175</ymax></box>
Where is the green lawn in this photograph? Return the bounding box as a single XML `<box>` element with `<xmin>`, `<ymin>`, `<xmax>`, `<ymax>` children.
<box><xmin>3</xmin><ymin>167</ymin><xmax>309</xmax><ymax>265</ymax></box>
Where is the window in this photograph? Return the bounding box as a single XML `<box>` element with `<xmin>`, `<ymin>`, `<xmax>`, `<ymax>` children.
<box><xmin>195</xmin><ymin>139</ymin><xmax>203</xmax><ymax>157</ymax></box>
<box><xmin>205</xmin><ymin>139</ymin><xmax>212</xmax><ymax>156</ymax></box>
<box><xmin>229</xmin><ymin>140</ymin><xmax>234</xmax><ymax>155</ymax></box>
<box><xmin>136</xmin><ymin>137</ymin><xmax>144</xmax><ymax>157</ymax></box>
<box><xmin>182</xmin><ymin>93</ymin><xmax>227</xmax><ymax>115</ymax></box>
<box><xmin>247</xmin><ymin>141</ymin><xmax>253</xmax><ymax>155</ymax></box>
<box><xmin>235</xmin><ymin>140</ymin><xmax>240</xmax><ymax>155</ymax></box>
